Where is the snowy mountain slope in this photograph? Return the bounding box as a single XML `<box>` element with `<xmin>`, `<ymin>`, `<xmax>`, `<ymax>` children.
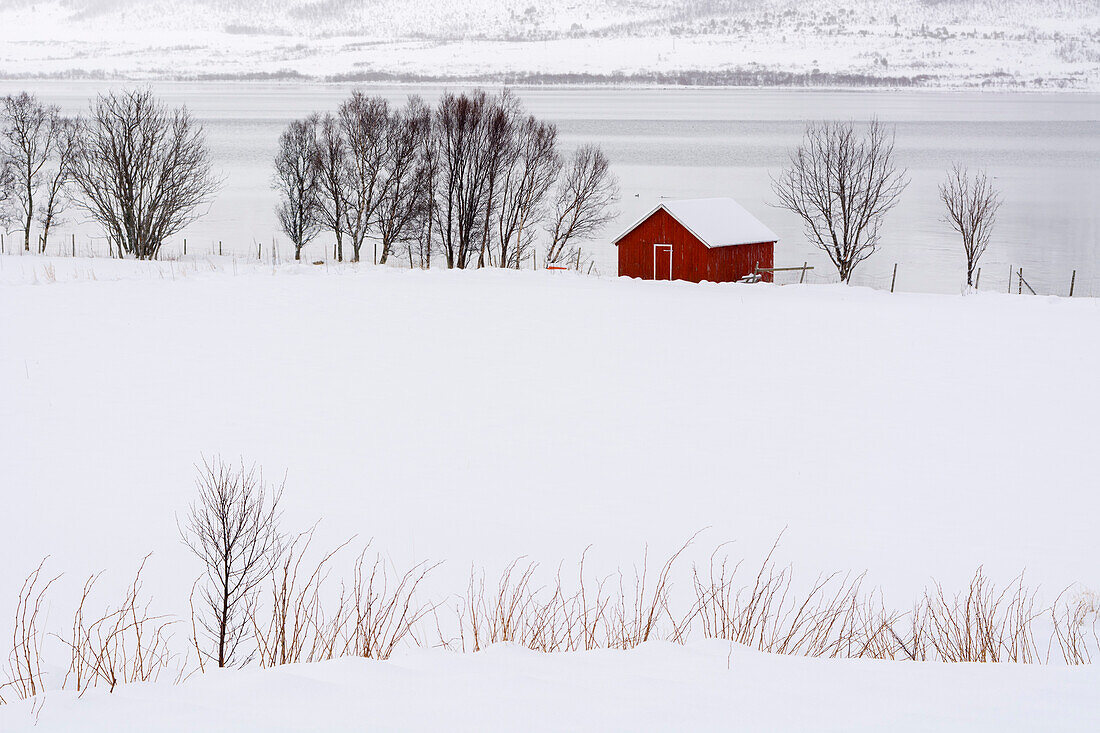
<box><xmin>0</xmin><ymin>0</ymin><xmax>1097</xmax><ymax>86</ymax></box>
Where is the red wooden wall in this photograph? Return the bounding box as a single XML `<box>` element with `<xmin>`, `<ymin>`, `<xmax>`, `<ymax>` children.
<box><xmin>616</xmin><ymin>208</ymin><xmax>774</xmax><ymax>283</ymax></box>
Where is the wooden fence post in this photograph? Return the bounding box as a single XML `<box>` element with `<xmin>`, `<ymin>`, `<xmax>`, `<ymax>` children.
<box><xmin>799</xmin><ymin>261</ymin><xmax>807</xmax><ymax>284</ymax></box>
<box><xmin>1008</xmin><ymin>265</ymin><xmax>1012</xmax><ymax>293</ymax></box>
<box><xmin>1070</xmin><ymin>270</ymin><xmax>1076</xmax><ymax>297</ymax></box>
<box><xmin>219</xmin><ymin>241</ymin><xmax>223</xmax><ymax>256</ymax></box>
<box><xmin>183</xmin><ymin>238</ymin><xmax>187</xmax><ymax>256</ymax></box>
<box><xmin>890</xmin><ymin>263</ymin><xmax>898</xmax><ymax>293</ymax></box>
<box><xmin>1018</xmin><ymin>268</ymin><xmax>1023</xmax><ymax>295</ymax></box>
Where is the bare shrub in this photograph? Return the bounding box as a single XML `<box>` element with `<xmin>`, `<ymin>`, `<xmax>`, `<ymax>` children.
<box><xmin>60</xmin><ymin>555</ymin><xmax>177</xmax><ymax>694</ymax></box>
<box><xmin>179</xmin><ymin>457</ymin><xmax>285</xmax><ymax>668</ymax></box>
<box><xmin>1</xmin><ymin>559</ymin><xmax>60</xmax><ymax>704</ymax></box>
<box><xmin>772</xmin><ymin>119</ymin><xmax>908</xmax><ymax>282</ymax></box>
<box><xmin>920</xmin><ymin>568</ymin><xmax>1041</xmax><ymax>663</ymax></box>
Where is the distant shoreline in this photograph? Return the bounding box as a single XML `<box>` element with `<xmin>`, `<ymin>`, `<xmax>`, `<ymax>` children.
<box><xmin>0</xmin><ymin>70</ymin><xmax>1096</xmax><ymax>94</ymax></box>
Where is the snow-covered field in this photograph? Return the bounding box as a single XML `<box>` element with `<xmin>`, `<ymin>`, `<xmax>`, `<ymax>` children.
<box><xmin>4</xmin><ymin>641</ymin><xmax>1100</xmax><ymax>732</ymax></box>
<box><xmin>0</xmin><ymin>0</ymin><xmax>1098</xmax><ymax>88</ymax></box>
<box><xmin>2</xmin><ymin>255</ymin><xmax>1099</xmax><ymax>727</ymax></box>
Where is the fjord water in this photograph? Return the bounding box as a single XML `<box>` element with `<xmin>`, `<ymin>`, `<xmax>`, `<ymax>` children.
<box><xmin>8</xmin><ymin>82</ymin><xmax>1099</xmax><ymax>295</ymax></box>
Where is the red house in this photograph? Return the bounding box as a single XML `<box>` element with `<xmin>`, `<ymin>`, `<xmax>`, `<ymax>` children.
<box><xmin>613</xmin><ymin>198</ymin><xmax>778</xmax><ymax>283</ymax></box>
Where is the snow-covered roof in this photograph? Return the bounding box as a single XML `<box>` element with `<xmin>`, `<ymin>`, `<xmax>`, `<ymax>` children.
<box><xmin>613</xmin><ymin>197</ymin><xmax>779</xmax><ymax>249</ymax></box>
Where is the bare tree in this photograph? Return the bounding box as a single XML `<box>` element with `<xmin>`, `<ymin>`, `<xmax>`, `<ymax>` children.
<box><xmin>70</xmin><ymin>90</ymin><xmax>218</xmax><ymax>260</ymax></box>
<box><xmin>375</xmin><ymin>97</ymin><xmax>430</xmax><ymax>265</ymax></box>
<box><xmin>340</xmin><ymin>93</ymin><xmax>390</xmax><ymax>263</ymax></box>
<box><xmin>2</xmin><ymin>93</ymin><xmax>61</xmax><ymax>253</ymax></box>
<box><xmin>179</xmin><ymin>457</ymin><xmax>284</xmax><ymax>669</ymax></box>
<box><xmin>496</xmin><ymin>115</ymin><xmax>561</xmax><ymax>269</ymax></box>
<box><xmin>406</xmin><ymin>122</ymin><xmax>438</xmax><ymax>270</ymax></box>
<box><xmin>545</xmin><ymin>145</ymin><xmax>620</xmax><ymax>266</ymax></box>
<box><xmin>0</xmin><ymin>154</ymin><xmax>14</xmax><ymax>233</ymax></box>
<box><xmin>939</xmin><ymin>164</ymin><xmax>1001</xmax><ymax>288</ymax></box>
<box><xmin>313</xmin><ymin>113</ymin><xmax>348</xmax><ymax>262</ymax></box>
<box><xmin>772</xmin><ymin>119</ymin><xmax>908</xmax><ymax>283</ymax></box>
<box><xmin>431</xmin><ymin>91</ymin><xmax>498</xmax><ymax>269</ymax></box>
<box><xmin>37</xmin><ymin>115</ymin><xmax>79</xmax><ymax>253</ymax></box>
<box><xmin>475</xmin><ymin>92</ymin><xmax>518</xmax><ymax>267</ymax></box>
<box><xmin>274</xmin><ymin>116</ymin><xmax>322</xmax><ymax>261</ymax></box>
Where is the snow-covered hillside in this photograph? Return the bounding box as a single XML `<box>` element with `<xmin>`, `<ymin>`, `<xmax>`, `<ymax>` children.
<box><xmin>0</xmin><ymin>0</ymin><xmax>1097</xmax><ymax>87</ymax></box>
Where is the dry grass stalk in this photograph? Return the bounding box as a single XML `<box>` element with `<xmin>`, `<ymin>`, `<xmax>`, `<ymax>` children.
<box><xmin>1049</xmin><ymin>589</ymin><xmax>1099</xmax><ymax>665</ymax></box>
<box><xmin>444</xmin><ymin>540</ymin><xmax>696</xmax><ymax>653</ymax></box>
<box><xmin>59</xmin><ymin>555</ymin><xmax>178</xmax><ymax>694</ymax></box>
<box><xmin>251</xmin><ymin>527</ymin><xmax>354</xmax><ymax>667</ymax></box>
<box><xmin>608</xmin><ymin>537</ymin><xmax>697</xmax><ymax>649</ymax></box>
<box><xmin>1</xmin><ymin>558</ymin><xmax>60</xmax><ymax>704</ymax></box>
<box><xmin>919</xmin><ymin>567</ymin><xmax>1041</xmax><ymax>663</ymax></box>
<box><xmin>340</xmin><ymin>549</ymin><xmax>439</xmax><ymax>660</ymax></box>
<box><xmin>447</xmin><ymin>559</ymin><xmax>594</xmax><ymax>653</ymax></box>
<box><xmin>693</xmin><ymin>537</ymin><xmax>904</xmax><ymax>659</ymax></box>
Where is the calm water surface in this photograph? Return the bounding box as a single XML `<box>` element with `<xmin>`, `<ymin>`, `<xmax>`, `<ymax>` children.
<box><xmin>5</xmin><ymin>82</ymin><xmax>1099</xmax><ymax>294</ymax></box>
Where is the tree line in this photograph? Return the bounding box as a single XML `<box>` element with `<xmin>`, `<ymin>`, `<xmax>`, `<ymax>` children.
<box><xmin>0</xmin><ymin>87</ymin><xmax>1000</xmax><ymax>289</ymax></box>
<box><xmin>273</xmin><ymin>89</ymin><xmax>620</xmax><ymax>269</ymax></box>
<box><xmin>0</xmin><ymin>90</ymin><xmax>218</xmax><ymax>260</ymax></box>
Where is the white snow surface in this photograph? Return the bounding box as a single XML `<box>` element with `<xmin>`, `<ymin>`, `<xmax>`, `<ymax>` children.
<box><xmin>622</xmin><ymin>197</ymin><xmax>780</xmax><ymax>248</ymax></box>
<box><xmin>1</xmin><ymin>255</ymin><xmax>1099</xmax><ymax>726</ymax></box>
<box><xmin>3</xmin><ymin>641</ymin><xmax>1100</xmax><ymax>732</ymax></box>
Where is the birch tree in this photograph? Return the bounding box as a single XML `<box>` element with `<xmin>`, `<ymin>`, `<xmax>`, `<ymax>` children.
<box><xmin>772</xmin><ymin>119</ymin><xmax>908</xmax><ymax>283</ymax></box>
<box><xmin>274</xmin><ymin>116</ymin><xmax>322</xmax><ymax>261</ymax></box>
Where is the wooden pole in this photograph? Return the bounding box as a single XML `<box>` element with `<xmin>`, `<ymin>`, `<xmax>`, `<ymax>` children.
<box><xmin>219</xmin><ymin>241</ymin><xmax>223</xmax><ymax>256</ymax></box>
<box><xmin>890</xmin><ymin>263</ymin><xmax>897</xmax><ymax>293</ymax></box>
<box><xmin>183</xmin><ymin>238</ymin><xmax>187</xmax><ymax>256</ymax></box>
<box><xmin>799</xmin><ymin>261</ymin><xmax>807</xmax><ymax>284</ymax></box>
<box><xmin>1018</xmin><ymin>268</ymin><xmax>1022</xmax><ymax>295</ymax></box>
<box><xmin>1008</xmin><ymin>265</ymin><xmax>1012</xmax><ymax>293</ymax></box>
<box><xmin>1070</xmin><ymin>270</ymin><xmax>1076</xmax><ymax>297</ymax></box>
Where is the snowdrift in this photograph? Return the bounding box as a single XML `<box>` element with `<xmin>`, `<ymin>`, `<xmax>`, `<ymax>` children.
<box><xmin>3</xmin><ymin>641</ymin><xmax>1100</xmax><ymax>732</ymax></box>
